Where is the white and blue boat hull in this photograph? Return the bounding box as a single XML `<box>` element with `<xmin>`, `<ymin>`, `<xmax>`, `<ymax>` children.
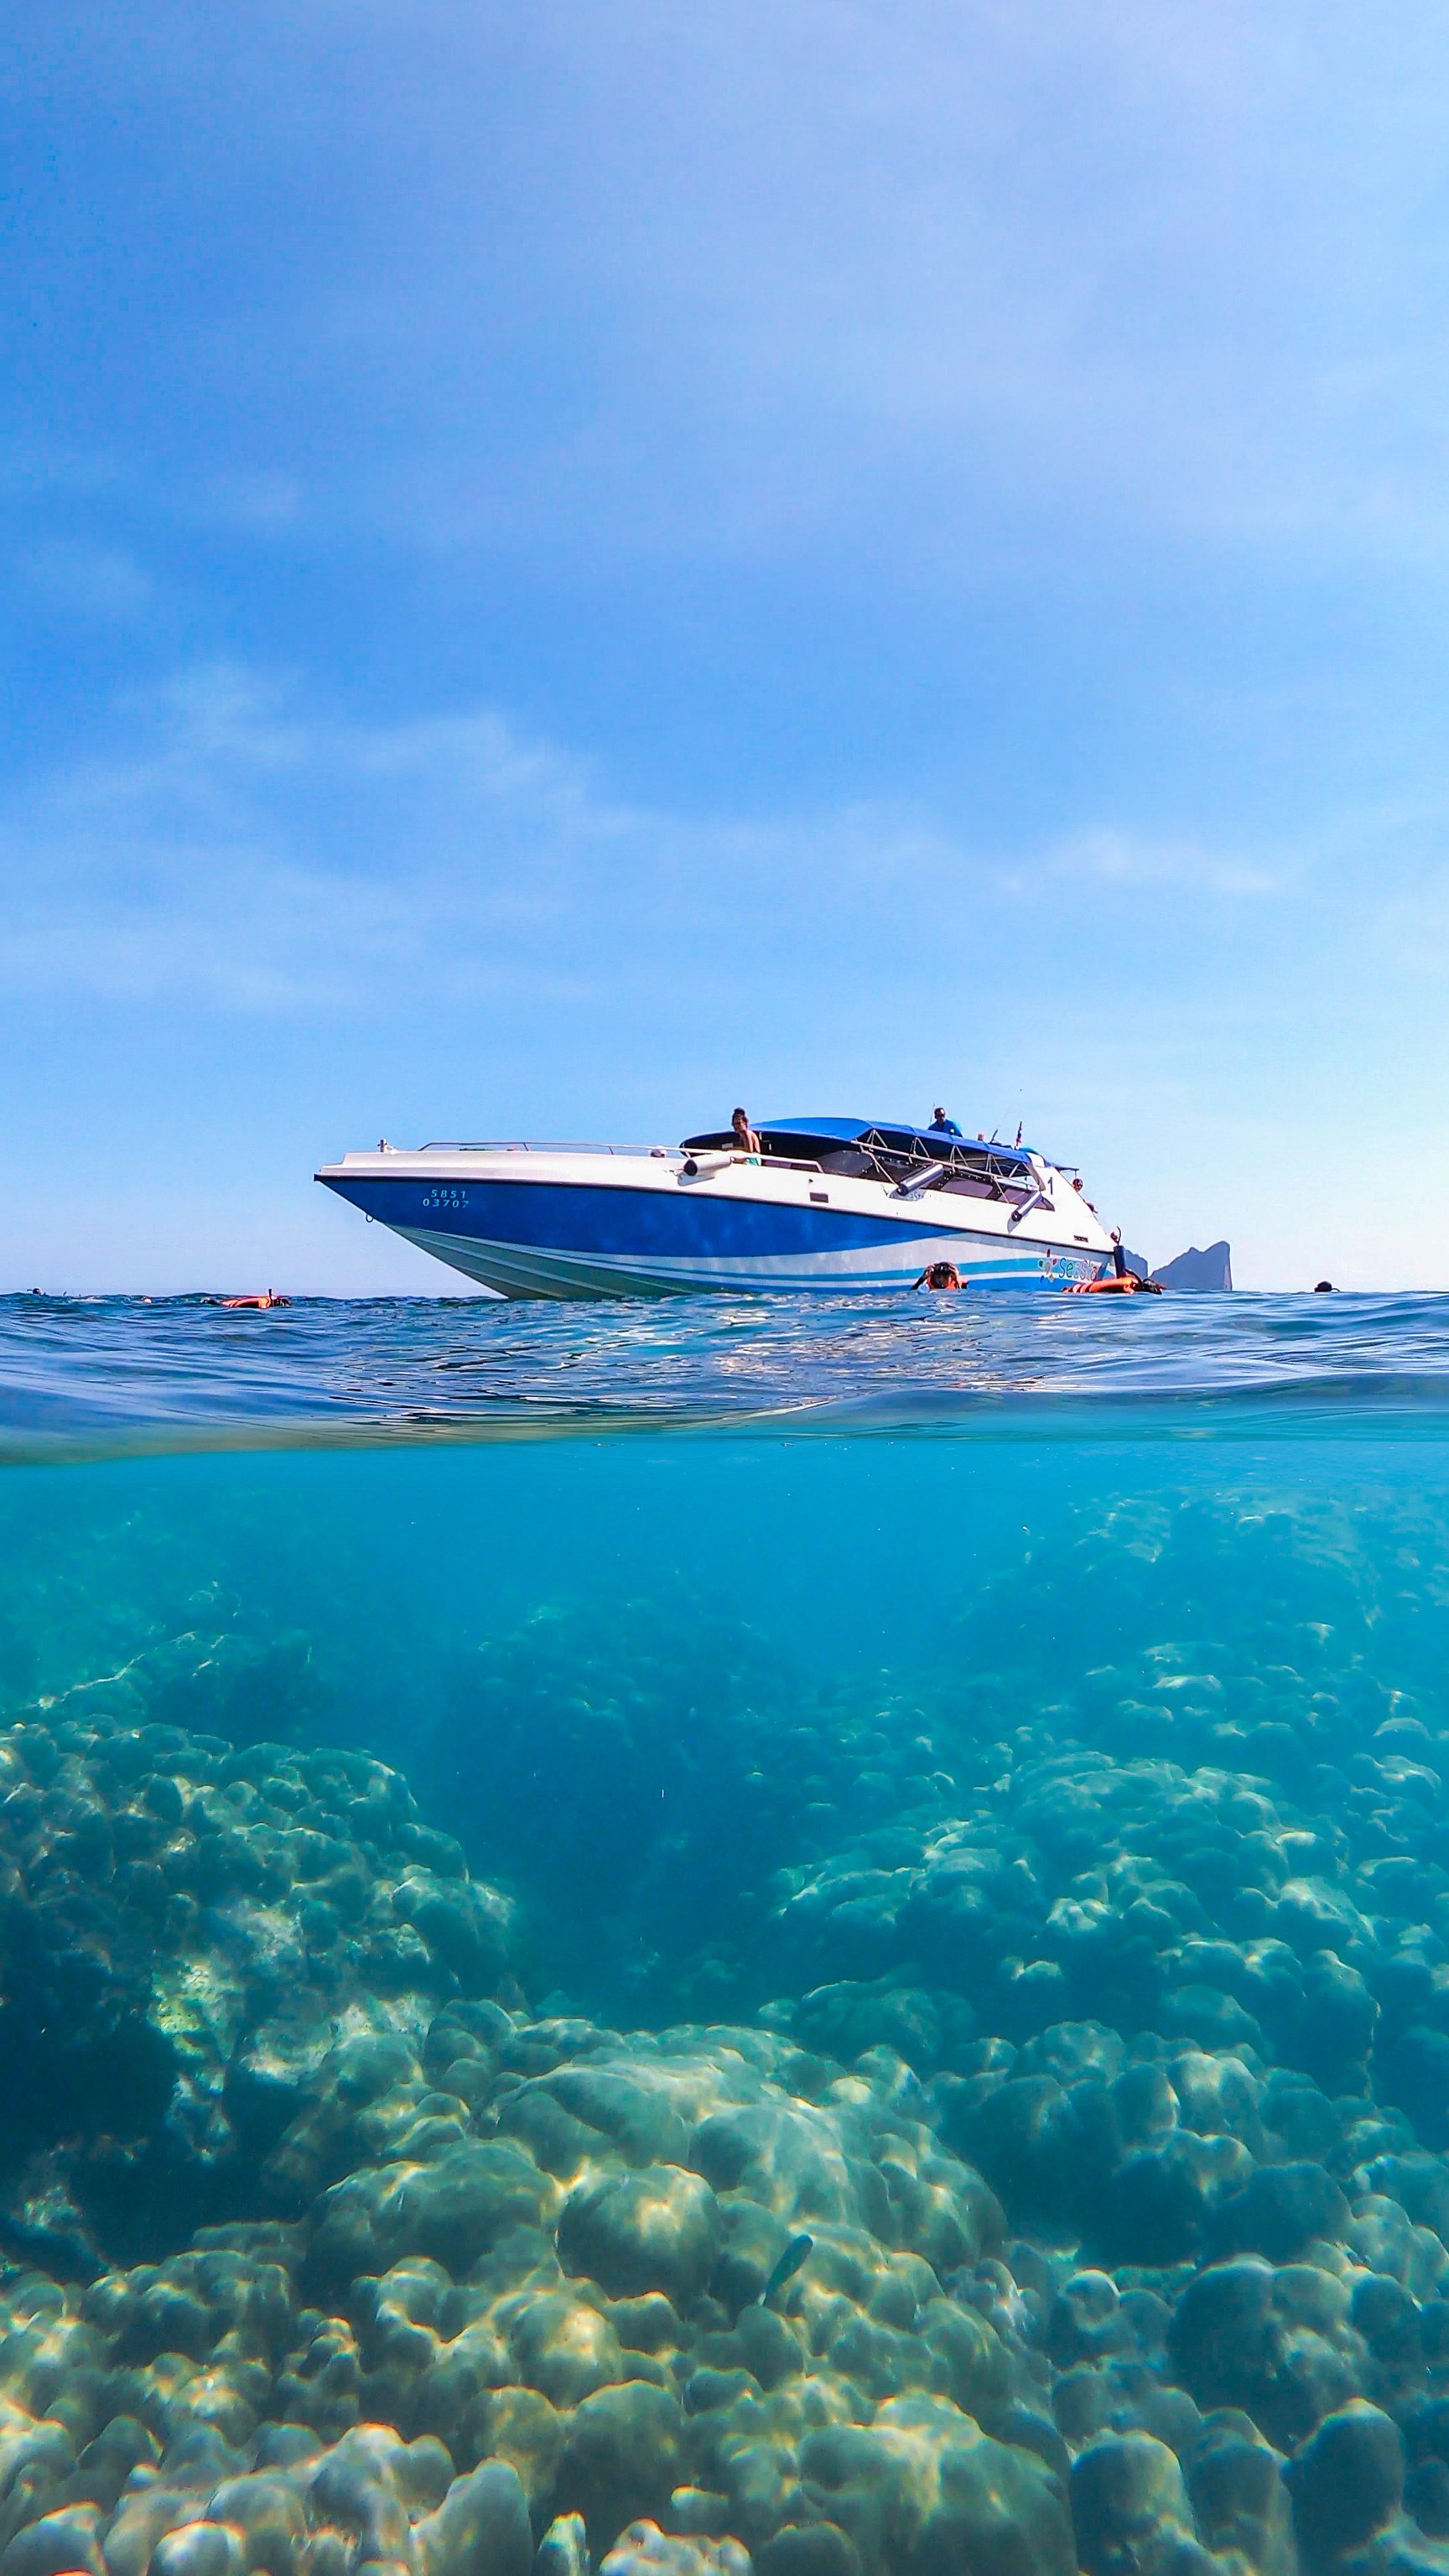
<box><xmin>316</xmin><ymin>1141</ymin><xmax>1117</xmax><ymax>1299</ymax></box>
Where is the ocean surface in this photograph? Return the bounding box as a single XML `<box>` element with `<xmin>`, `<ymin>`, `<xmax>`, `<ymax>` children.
<box><xmin>4</xmin><ymin>1289</ymin><xmax>1449</xmax><ymax>2576</ymax></box>
<box><xmin>8</xmin><ymin>1285</ymin><xmax>1449</xmax><ymax>1438</ymax></box>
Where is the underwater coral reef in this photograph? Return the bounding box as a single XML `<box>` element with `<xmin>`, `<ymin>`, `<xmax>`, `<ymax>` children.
<box><xmin>0</xmin><ymin>1691</ymin><xmax>512</xmax><ymax>2264</ymax></box>
<box><xmin>4</xmin><ymin>1489</ymin><xmax>1449</xmax><ymax>2576</ymax></box>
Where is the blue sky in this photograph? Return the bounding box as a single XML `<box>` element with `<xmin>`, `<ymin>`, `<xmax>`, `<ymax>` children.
<box><xmin>5</xmin><ymin>1</ymin><xmax>1449</xmax><ymax>1289</ymax></box>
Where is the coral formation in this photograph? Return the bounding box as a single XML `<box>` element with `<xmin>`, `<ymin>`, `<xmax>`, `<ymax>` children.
<box><xmin>0</xmin><ymin>1993</ymin><xmax>1050</xmax><ymax>2576</ymax></box>
<box><xmin>422</xmin><ymin>1602</ymin><xmax>953</xmax><ymax>2018</ymax></box>
<box><xmin>7</xmin><ymin>1489</ymin><xmax>1449</xmax><ymax>2576</ymax></box>
<box><xmin>4</xmin><ymin>1955</ymin><xmax>1449</xmax><ymax>2576</ymax></box>
<box><xmin>0</xmin><ymin>1687</ymin><xmax>514</xmax><ymax>2262</ymax></box>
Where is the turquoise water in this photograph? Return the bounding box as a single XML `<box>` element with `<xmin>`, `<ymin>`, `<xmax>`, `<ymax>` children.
<box><xmin>8</xmin><ymin>1285</ymin><xmax>1449</xmax><ymax>1436</ymax></box>
<box><xmin>5</xmin><ymin>1296</ymin><xmax>1449</xmax><ymax>2576</ymax></box>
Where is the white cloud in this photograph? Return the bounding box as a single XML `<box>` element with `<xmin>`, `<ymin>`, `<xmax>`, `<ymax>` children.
<box><xmin>1046</xmin><ymin>827</ymin><xmax>1284</xmax><ymax>899</ymax></box>
<box><xmin>0</xmin><ymin>673</ymin><xmax>581</xmax><ymax>1010</ymax></box>
<box><xmin>0</xmin><ymin>664</ymin><xmax>1301</xmax><ymax>1016</ymax></box>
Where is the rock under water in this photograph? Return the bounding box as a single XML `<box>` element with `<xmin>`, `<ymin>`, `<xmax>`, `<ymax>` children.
<box><xmin>3</xmin><ymin>1483</ymin><xmax>1449</xmax><ymax>2576</ymax></box>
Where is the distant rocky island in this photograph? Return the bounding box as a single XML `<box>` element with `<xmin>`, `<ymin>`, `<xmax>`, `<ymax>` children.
<box><xmin>1152</xmin><ymin>1239</ymin><xmax>1233</xmax><ymax>1291</ymax></box>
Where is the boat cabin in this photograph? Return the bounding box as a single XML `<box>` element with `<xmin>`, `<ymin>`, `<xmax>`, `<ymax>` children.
<box><xmin>678</xmin><ymin>1117</ymin><xmax>1056</xmax><ymax>1206</ymax></box>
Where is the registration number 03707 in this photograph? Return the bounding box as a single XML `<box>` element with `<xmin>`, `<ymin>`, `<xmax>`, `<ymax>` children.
<box><xmin>419</xmin><ymin>1187</ymin><xmax>470</xmax><ymax>1211</ymax></box>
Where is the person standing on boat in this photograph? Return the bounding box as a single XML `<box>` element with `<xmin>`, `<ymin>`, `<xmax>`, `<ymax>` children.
<box><xmin>927</xmin><ymin>1107</ymin><xmax>962</xmax><ymax>1137</ymax></box>
<box><xmin>731</xmin><ymin>1107</ymin><xmax>763</xmax><ymax>1156</ymax></box>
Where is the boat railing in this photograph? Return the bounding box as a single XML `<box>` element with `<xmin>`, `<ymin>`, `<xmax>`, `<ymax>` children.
<box><xmin>408</xmin><ymin>1140</ymin><xmax>830</xmax><ymax>1175</ymax></box>
<box><xmin>417</xmin><ymin>1140</ymin><xmax>673</xmax><ymax>1156</ymax></box>
<box><xmin>402</xmin><ymin>1136</ymin><xmax>1072</xmax><ymax>1178</ymax></box>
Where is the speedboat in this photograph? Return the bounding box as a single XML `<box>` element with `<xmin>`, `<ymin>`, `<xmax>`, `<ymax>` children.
<box><xmin>314</xmin><ymin>1117</ymin><xmax>1117</xmax><ymax>1298</ymax></box>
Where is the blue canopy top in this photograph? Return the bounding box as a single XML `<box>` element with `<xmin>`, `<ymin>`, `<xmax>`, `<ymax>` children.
<box><xmin>761</xmin><ymin>1115</ymin><xmax>875</xmax><ymax>1142</ymax></box>
<box><xmin>762</xmin><ymin>1115</ymin><xmax>1037</xmax><ymax>1169</ymax></box>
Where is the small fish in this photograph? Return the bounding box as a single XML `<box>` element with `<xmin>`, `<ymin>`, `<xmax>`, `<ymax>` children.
<box><xmin>759</xmin><ymin>2232</ymin><xmax>813</xmax><ymax>2305</ymax></box>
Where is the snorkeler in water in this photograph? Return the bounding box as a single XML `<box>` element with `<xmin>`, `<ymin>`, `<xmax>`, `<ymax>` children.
<box><xmin>1064</xmin><ymin>1271</ymin><xmax>1161</xmax><ymax>1295</ymax></box>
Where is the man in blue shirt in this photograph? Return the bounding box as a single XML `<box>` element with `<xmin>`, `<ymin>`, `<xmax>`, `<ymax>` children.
<box><xmin>927</xmin><ymin>1106</ymin><xmax>962</xmax><ymax>1137</ymax></box>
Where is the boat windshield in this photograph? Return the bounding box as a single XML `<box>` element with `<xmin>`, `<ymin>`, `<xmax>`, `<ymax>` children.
<box><xmin>678</xmin><ymin>1118</ymin><xmax>1046</xmax><ymax>1183</ymax></box>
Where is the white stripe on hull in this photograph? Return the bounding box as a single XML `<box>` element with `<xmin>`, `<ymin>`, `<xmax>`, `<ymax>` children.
<box><xmin>394</xmin><ymin>1224</ymin><xmax>1101</xmax><ymax>1300</ymax></box>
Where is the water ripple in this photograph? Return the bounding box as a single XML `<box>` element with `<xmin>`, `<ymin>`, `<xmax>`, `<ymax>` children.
<box><xmin>3</xmin><ymin>1288</ymin><xmax>1449</xmax><ymax>1450</ymax></box>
